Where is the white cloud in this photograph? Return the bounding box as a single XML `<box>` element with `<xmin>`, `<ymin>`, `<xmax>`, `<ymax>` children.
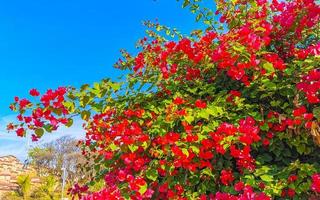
<box><xmin>0</xmin><ymin>115</ymin><xmax>85</xmax><ymax>161</ymax></box>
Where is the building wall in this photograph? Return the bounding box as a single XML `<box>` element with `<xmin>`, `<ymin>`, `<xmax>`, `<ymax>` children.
<box><xmin>0</xmin><ymin>155</ymin><xmax>40</xmax><ymax>197</ymax></box>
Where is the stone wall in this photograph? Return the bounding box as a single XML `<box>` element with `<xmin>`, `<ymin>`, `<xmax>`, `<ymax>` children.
<box><xmin>0</xmin><ymin>155</ymin><xmax>40</xmax><ymax>197</ymax></box>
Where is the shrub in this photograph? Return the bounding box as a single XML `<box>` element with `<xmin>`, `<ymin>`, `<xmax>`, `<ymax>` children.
<box><xmin>8</xmin><ymin>0</ymin><xmax>320</xmax><ymax>199</ymax></box>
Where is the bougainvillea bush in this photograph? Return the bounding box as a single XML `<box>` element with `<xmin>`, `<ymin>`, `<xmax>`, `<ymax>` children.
<box><xmin>7</xmin><ymin>0</ymin><xmax>320</xmax><ymax>199</ymax></box>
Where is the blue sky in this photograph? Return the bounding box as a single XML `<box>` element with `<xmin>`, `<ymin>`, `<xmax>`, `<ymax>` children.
<box><xmin>0</xmin><ymin>0</ymin><xmax>204</xmax><ymax>160</ymax></box>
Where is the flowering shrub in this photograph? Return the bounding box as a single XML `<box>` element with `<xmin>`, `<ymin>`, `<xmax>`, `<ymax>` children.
<box><xmin>8</xmin><ymin>0</ymin><xmax>320</xmax><ymax>199</ymax></box>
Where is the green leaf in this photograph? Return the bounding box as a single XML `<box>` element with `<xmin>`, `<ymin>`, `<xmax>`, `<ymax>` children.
<box><xmin>260</xmin><ymin>123</ymin><xmax>269</xmax><ymax>131</ymax></box>
<box><xmin>198</xmin><ymin>109</ymin><xmax>210</xmax><ymax>120</ymax></box>
<box><xmin>128</xmin><ymin>144</ymin><xmax>138</xmax><ymax>152</ymax></box>
<box><xmin>196</xmin><ymin>13</ymin><xmax>203</xmax><ymax>22</ymax></box>
<box><xmin>94</xmin><ymin>82</ymin><xmax>100</xmax><ymax>89</ymax></box>
<box><xmin>254</xmin><ymin>166</ymin><xmax>271</xmax><ymax>176</ymax></box>
<box><xmin>43</xmin><ymin>124</ymin><xmax>53</xmax><ymax>133</ymax></box>
<box><xmin>260</xmin><ymin>174</ymin><xmax>273</xmax><ymax>182</ymax></box>
<box><xmin>35</xmin><ymin>128</ymin><xmax>44</xmax><ymax>137</ymax></box>
<box><xmin>263</xmin><ymin>62</ymin><xmax>275</xmax><ymax>73</ymax></box>
<box><xmin>182</xmin><ymin>0</ymin><xmax>190</xmax><ymax>8</ymax></box>
<box><xmin>63</xmin><ymin>101</ymin><xmax>75</xmax><ymax>113</ymax></box>
<box><xmin>109</xmin><ymin>143</ymin><xmax>117</xmax><ymax>151</ymax></box>
<box><xmin>201</xmin><ymin>168</ymin><xmax>214</xmax><ymax>177</ymax></box>
<box><xmin>270</xmin><ymin>100</ymin><xmax>281</xmax><ymax>107</ymax></box>
<box><xmin>182</xmin><ymin>148</ymin><xmax>189</xmax><ymax>157</ymax></box>
<box><xmin>65</xmin><ymin>118</ymin><xmax>73</xmax><ymax>127</ymax></box>
<box><xmin>296</xmin><ymin>144</ymin><xmax>306</xmax><ymax>154</ymax></box>
<box><xmin>244</xmin><ymin>174</ymin><xmax>256</xmax><ymax>185</ymax></box>
<box><xmin>313</xmin><ymin>107</ymin><xmax>320</xmax><ymax>120</ymax></box>
<box><xmin>80</xmin><ymin>84</ymin><xmax>90</xmax><ymax>92</ymax></box>
<box><xmin>261</xmin><ymin>78</ymin><xmax>276</xmax><ymax>90</ymax></box>
<box><xmin>80</xmin><ymin>95</ymin><xmax>91</xmax><ymax>107</ymax></box>
<box><xmin>110</xmin><ymin>82</ymin><xmax>121</xmax><ymax>91</ymax></box>
<box><xmin>156</xmin><ymin>25</ymin><xmax>162</xmax><ymax>31</ymax></box>
<box><xmin>231</xmin><ymin>0</ymin><xmax>237</xmax><ymax>5</ymax></box>
<box><xmin>139</xmin><ymin>184</ymin><xmax>148</xmax><ymax>195</ymax></box>
<box><xmin>81</xmin><ymin>110</ymin><xmax>91</xmax><ymax>121</ymax></box>
<box><xmin>259</xmin><ymin>154</ymin><xmax>273</xmax><ymax>162</ymax></box>
<box><xmin>232</xmin><ymin>45</ymin><xmax>245</xmax><ymax>52</ymax></box>
<box><xmin>94</xmin><ymin>164</ymin><xmax>100</xmax><ymax>171</ymax></box>
<box><xmin>185</xmin><ymin>115</ymin><xmax>194</xmax><ymax>123</ymax></box>
<box><xmin>142</xmin><ymin>141</ymin><xmax>149</xmax><ymax>150</ymax></box>
<box><xmin>190</xmin><ymin>146</ymin><xmax>199</xmax><ymax>154</ymax></box>
<box><xmin>146</xmin><ymin>169</ymin><xmax>158</xmax><ymax>181</ymax></box>
<box><xmin>53</xmin><ymin>108</ymin><xmax>62</xmax><ymax>116</ymax></box>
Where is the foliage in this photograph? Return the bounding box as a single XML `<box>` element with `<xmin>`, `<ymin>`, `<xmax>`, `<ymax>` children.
<box><xmin>31</xmin><ymin>175</ymin><xmax>60</xmax><ymax>200</ymax></box>
<box><xmin>2</xmin><ymin>174</ymin><xmax>32</xmax><ymax>200</ymax></box>
<box><xmin>28</xmin><ymin>136</ymin><xmax>87</xmax><ymax>184</ymax></box>
<box><xmin>8</xmin><ymin>0</ymin><xmax>320</xmax><ymax>199</ymax></box>
<box><xmin>17</xmin><ymin>174</ymin><xmax>32</xmax><ymax>200</ymax></box>
<box><xmin>1</xmin><ymin>192</ymin><xmax>23</xmax><ymax>200</ymax></box>
<box><xmin>2</xmin><ymin>174</ymin><xmax>62</xmax><ymax>200</ymax></box>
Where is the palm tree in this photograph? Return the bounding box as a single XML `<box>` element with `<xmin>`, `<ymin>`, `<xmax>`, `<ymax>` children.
<box><xmin>31</xmin><ymin>175</ymin><xmax>60</xmax><ymax>200</ymax></box>
<box><xmin>1</xmin><ymin>174</ymin><xmax>32</xmax><ymax>200</ymax></box>
<box><xmin>16</xmin><ymin>174</ymin><xmax>32</xmax><ymax>200</ymax></box>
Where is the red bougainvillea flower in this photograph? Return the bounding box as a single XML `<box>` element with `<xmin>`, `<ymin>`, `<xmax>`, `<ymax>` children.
<box><xmin>6</xmin><ymin>123</ymin><xmax>14</xmax><ymax>131</ymax></box>
<box><xmin>281</xmin><ymin>189</ymin><xmax>287</xmax><ymax>197</ymax></box>
<box><xmin>296</xmin><ymin>69</ymin><xmax>320</xmax><ymax>104</ymax></box>
<box><xmin>220</xmin><ymin>169</ymin><xmax>234</xmax><ymax>185</ymax></box>
<box><xmin>287</xmin><ymin>188</ymin><xmax>296</xmax><ymax>198</ymax></box>
<box><xmin>81</xmin><ymin>186</ymin><xmax>124</xmax><ymax>200</ymax></box>
<box><xmin>226</xmin><ymin>90</ymin><xmax>241</xmax><ymax>103</ymax></box>
<box><xmin>259</xmin><ymin>182</ymin><xmax>266</xmax><ymax>190</ymax></box>
<box><xmin>29</xmin><ymin>88</ymin><xmax>40</xmax><ymax>97</ymax></box>
<box><xmin>173</xmin><ymin>97</ymin><xmax>185</xmax><ymax>105</ymax></box>
<box><xmin>303</xmin><ymin>113</ymin><xmax>314</xmax><ymax>121</ymax></box>
<box><xmin>68</xmin><ymin>183</ymin><xmax>89</xmax><ymax>200</ymax></box>
<box><xmin>16</xmin><ymin>128</ymin><xmax>25</xmax><ymax>137</ymax></box>
<box><xmin>293</xmin><ymin>106</ymin><xmax>307</xmax><ymax>117</ymax></box>
<box><xmin>311</xmin><ymin>173</ymin><xmax>320</xmax><ymax>193</ymax></box>
<box><xmin>288</xmin><ymin>175</ymin><xmax>298</xmax><ymax>183</ymax></box>
<box><xmin>262</xmin><ymin>138</ymin><xmax>270</xmax><ymax>146</ymax></box>
<box><xmin>31</xmin><ymin>134</ymin><xmax>39</xmax><ymax>142</ymax></box>
<box><xmin>234</xmin><ymin>181</ymin><xmax>245</xmax><ymax>192</ymax></box>
<box><xmin>19</xmin><ymin>99</ymin><xmax>31</xmax><ymax>109</ymax></box>
<box><xmin>195</xmin><ymin>99</ymin><xmax>207</xmax><ymax>109</ymax></box>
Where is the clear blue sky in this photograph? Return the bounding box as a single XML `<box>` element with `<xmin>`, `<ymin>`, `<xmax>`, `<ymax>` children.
<box><xmin>0</xmin><ymin>0</ymin><xmax>204</xmax><ymax>117</ymax></box>
<box><xmin>0</xmin><ymin>0</ymin><xmax>210</xmax><ymax>160</ymax></box>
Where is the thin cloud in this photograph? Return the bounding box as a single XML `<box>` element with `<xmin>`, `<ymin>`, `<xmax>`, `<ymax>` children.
<box><xmin>0</xmin><ymin>141</ymin><xmax>26</xmax><ymax>160</ymax></box>
<box><xmin>0</xmin><ymin>115</ymin><xmax>85</xmax><ymax>161</ymax></box>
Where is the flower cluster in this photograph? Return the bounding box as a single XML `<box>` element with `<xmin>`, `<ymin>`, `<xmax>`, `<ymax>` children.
<box><xmin>311</xmin><ymin>173</ymin><xmax>320</xmax><ymax>193</ymax></box>
<box><xmin>297</xmin><ymin>69</ymin><xmax>320</xmax><ymax>104</ymax></box>
<box><xmin>8</xmin><ymin>87</ymin><xmax>69</xmax><ymax>141</ymax></box>
<box><xmin>67</xmin><ymin>183</ymin><xmax>89</xmax><ymax>200</ymax></box>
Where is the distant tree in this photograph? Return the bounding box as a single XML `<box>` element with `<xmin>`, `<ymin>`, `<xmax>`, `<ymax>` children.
<box><xmin>28</xmin><ymin>136</ymin><xmax>87</xmax><ymax>184</ymax></box>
